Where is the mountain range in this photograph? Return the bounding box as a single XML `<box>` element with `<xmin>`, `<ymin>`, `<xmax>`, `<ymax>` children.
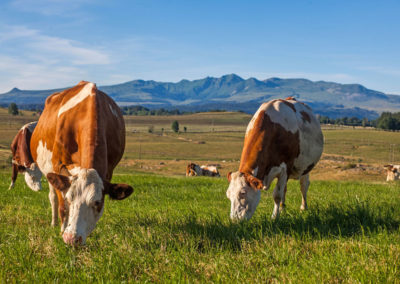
<box><xmin>1</xmin><ymin>74</ymin><xmax>399</xmax><ymax>119</ymax></box>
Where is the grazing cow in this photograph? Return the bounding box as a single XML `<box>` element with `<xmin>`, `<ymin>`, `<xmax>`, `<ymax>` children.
<box><xmin>186</xmin><ymin>163</ymin><xmax>220</xmax><ymax>177</ymax></box>
<box><xmin>226</xmin><ymin>97</ymin><xmax>323</xmax><ymax>220</ymax></box>
<box><xmin>9</xmin><ymin>121</ymin><xmax>42</xmax><ymax>191</ymax></box>
<box><xmin>384</xmin><ymin>164</ymin><xmax>400</xmax><ymax>181</ymax></box>
<box><xmin>30</xmin><ymin>81</ymin><xmax>133</xmax><ymax>245</ymax></box>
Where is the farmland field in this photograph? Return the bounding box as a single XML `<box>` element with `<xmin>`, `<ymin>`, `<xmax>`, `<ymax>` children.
<box><xmin>0</xmin><ymin>110</ymin><xmax>400</xmax><ymax>282</ymax></box>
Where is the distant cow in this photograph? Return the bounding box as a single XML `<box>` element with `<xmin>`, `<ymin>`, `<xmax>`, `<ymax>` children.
<box><xmin>384</xmin><ymin>164</ymin><xmax>400</xmax><ymax>181</ymax></box>
<box><xmin>30</xmin><ymin>81</ymin><xmax>133</xmax><ymax>245</ymax></box>
<box><xmin>186</xmin><ymin>163</ymin><xmax>220</xmax><ymax>177</ymax></box>
<box><xmin>226</xmin><ymin>97</ymin><xmax>323</xmax><ymax>220</ymax></box>
<box><xmin>9</xmin><ymin>121</ymin><xmax>42</xmax><ymax>191</ymax></box>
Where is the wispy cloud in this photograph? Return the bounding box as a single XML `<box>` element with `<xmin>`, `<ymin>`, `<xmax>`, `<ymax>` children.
<box><xmin>0</xmin><ymin>25</ymin><xmax>110</xmax><ymax>92</ymax></box>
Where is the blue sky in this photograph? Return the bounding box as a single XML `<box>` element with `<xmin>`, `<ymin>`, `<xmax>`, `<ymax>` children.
<box><xmin>0</xmin><ymin>0</ymin><xmax>399</xmax><ymax>94</ymax></box>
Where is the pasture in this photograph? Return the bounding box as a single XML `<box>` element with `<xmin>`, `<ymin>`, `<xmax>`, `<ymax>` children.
<box><xmin>0</xmin><ymin>110</ymin><xmax>400</xmax><ymax>282</ymax></box>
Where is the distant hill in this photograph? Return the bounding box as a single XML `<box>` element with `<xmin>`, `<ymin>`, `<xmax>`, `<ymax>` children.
<box><xmin>1</xmin><ymin>74</ymin><xmax>399</xmax><ymax>119</ymax></box>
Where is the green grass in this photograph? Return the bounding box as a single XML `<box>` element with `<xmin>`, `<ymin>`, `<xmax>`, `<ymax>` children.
<box><xmin>1</xmin><ymin>172</ymin><xmax>400</xmax><ymax>282</ymax></box>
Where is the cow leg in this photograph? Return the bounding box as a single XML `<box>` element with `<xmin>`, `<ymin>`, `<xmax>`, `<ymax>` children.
<box><xmin>299</xmin><ymin>174</ymin><xmax>310</xmax><ymax>211</ymax></box>
<box><xmin>272</xmin><ymin>170</ymin><xmax>288</xmax><ymax>219</ymax></box>
<box><xmin>9</xmin><ymin>163</ymin><xmax>18</xmax><ymax>190</ymax></box>
<box><xmin>48</xmin><ymin>183</ymin><xmax>59</xmax><ymax>226</ymax></box>
<box><xmin>279</xmin><ymin>185</ymin><xmax>287</xmax><ymax>213</ymax></box>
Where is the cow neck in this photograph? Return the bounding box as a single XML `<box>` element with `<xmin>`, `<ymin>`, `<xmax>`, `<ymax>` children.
<box><xmin>239</xmin><ymin>110</ymin><xmax>267</xmax><ymax>179</ymax></box>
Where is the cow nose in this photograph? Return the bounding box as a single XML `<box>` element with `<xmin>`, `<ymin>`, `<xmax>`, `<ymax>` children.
<box><xmin>63</xmin><ymin>232</ymin><xmax>83</xmax><ymax>246</ymax></box>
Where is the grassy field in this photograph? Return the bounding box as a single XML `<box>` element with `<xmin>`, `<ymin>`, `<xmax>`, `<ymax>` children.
<box><xmin>1</xmin><ymin>173</ymin><xmax>399</xmax><ymax>282</ymax></box>
<box><xmin>1</xmin><ymin>109</ymin><xmax>400</xmax><ymax>282</ymax></box>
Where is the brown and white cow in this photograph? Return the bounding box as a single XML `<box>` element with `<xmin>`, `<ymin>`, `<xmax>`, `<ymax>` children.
<box><xmin>186</xmin><ymin>163</ymin><xmax>220</xmax><ymax>177</ymax></box>
<box><xmin>384</xmin><ymin>164</ymin><xmax>400</xmax><ymax>181</ymax></box>
<box><xmin>226</xmin><ymin>97</ymin><xmax>323</xmax><ymax>220</ymax></box>
<box><xmin>30</xmin><ymin>81</ymin><xmax>133</xmax><ymax>245</ymax></box>
<box><xmin>9</xmin><ymin>121</ymin><xmax>42</xmax><ymax>191</ymax></box>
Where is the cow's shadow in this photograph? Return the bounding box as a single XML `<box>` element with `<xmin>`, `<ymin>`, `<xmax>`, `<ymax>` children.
<box><xmin>174</xmin><ymin>201</ymin><xmax>400</xmax><ymax>251</ymax></box>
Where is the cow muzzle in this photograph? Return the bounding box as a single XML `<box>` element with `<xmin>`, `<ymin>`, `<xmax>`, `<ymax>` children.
<box><xmin>63</xmin><ymin>232</ymin><xmax>83</xmax><ymax>246</ymax></box>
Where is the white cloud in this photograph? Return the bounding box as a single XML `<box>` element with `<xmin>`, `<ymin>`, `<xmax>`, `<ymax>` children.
<box><xmin>0</xmin><ymin>25</ymin><xmax>110</xmax><ymax>92</ymax></box>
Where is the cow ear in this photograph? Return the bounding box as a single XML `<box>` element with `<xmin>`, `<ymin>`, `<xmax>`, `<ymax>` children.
<box><xmin>47</xmin><ymin>173</ymin><xmax>71</xmax><ymax>192</ymax></box>
<box><xmin>227</xmin><ymin>171</ymin><xmax>232</xmax><ymax>182</ymax></box>
<box><xmin>104</xmin><ymin>181</ymin><xmax>133</xmax><ymax>200</ymax></box>
<box><xmin>244</xmin><ymin>174</ymin><xmax>264</xmax><ymax>190</ymax></box>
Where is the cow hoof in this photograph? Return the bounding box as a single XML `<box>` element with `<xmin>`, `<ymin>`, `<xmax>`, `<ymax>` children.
<box><xmin>300</xmin><ymin>205</ymin><xmax>308</xmax><ymax>211</ymax></box>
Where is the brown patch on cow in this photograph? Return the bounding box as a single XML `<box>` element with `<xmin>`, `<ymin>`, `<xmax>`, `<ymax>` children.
<box><xmin>277</xmin><ymin>99</ymin><xmax>296</xmax><ymax>112</ymax></box>
<box><xmin>243</xmin><ymin>173</ymin><xmax>263</xmax><ymax>190</ymax></box>
<box><xmin>47</xmin><ymin>173</ymin><xmax>71</xmax><ymax>192</ymax></box>
<box><xmin>104</xmin><ymin>181</ymin><xmax>133</xmax><ymax>200</ymax></box>
<box><xmin>302</xmin><ymin>163</ymin><xmax>315</xmax><ymax>176</ymax></box>
<box><xmin>285</xmin><ymin>96</ymin><xmax>297</xmax><ymax>101</ymax></box>
<box><xmin>11</xmin><ymin>125</ymin><xmax>35</xmax><ymax>169</ymax></box>
<box><xmin>239</xmin><ymin>110</ymin><xmax>300</xmax><ymax>179</ymax></box>
<box><xmin>227</xmin><ymin>171</ymin><xmax>232</xmax><ymax>182</ymax></box>
<box><xmin>300</xmin><ymin>111</ymin><xmax>311</xmax><ymax>123</ymax></box>
<box><xmin>10</xmin><ymin>123</ymin><xmax>37</xmax><ymax>186</ymax></box>
<box><xmin>55</xmin><ymin>189</ymin><xmax>66</xmax><ymax>225</ymax></box>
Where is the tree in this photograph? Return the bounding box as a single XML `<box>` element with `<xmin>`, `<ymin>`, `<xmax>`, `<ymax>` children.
<box><xmin>171</xmin><ymin>120</ymin><xmax>179</xmax><ymax>133</ymax></box>
<box><xmin>376</xmin><ymin>112</ymin><xmax>400</xmax><ymax>130</ymax></box>
<box><xmin>8</xmin><ymin>103</ymin><xmax>19</xmax><ymax>115</ymax></box>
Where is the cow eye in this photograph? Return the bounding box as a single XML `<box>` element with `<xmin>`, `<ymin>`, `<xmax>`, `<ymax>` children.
<box><xmin>93</xmin><ymin>201</ymin><xmax>101</xmax><ymax>208</ymax></box>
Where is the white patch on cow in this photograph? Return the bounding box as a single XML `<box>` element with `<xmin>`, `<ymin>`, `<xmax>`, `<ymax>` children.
<box><xmin>63</xmin><ymin>168</ymin><xmax>104</xmax><ymax>245</ymax></box>
<box><xmin>108</xmin><ymin>104</ymin><xmax>119</xmax><ymax>118</ymax></box>
<box><xmin>265</xmin><ymin>100</ymin><xmax>298</xmax><ymax>134</ymax></box>
<box><xmin>21</xmin><ymin>121</ymin><xmax>37</xmax><ymax>132</ymax></box>
<box><xmin>8</xmin><ymin>181</ymin><xmax>15</xmax><ymax>190</ymax></box>
<box><xmin>226</xmin><ymin>171</ymin><xmax>261</xmax><ymax>220</ymax></box>
<box><xmin>200</xmin><ymin>165</ymin><xmax>220</xmax><ymax>177</ymax></box>
<box><xmin>24</xmin><ymin>163</ymin><xmax>42</xmax><ymax>191</ymax></box>
<box><xmin>36</xmin><ymin>140</ymin><xmax>53</xmax><ymax>175</ymax></box>
<box><xmin>58</xmin><ymin>82</ymin><xmax>95</xmax><ymax>117</ymax></box>
<box><xmin>201</xmin><ymin>165</ymin><xmax>217</xmax><ymax>173</ymax></box>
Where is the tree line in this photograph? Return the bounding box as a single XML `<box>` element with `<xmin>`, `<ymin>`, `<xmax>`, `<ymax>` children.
<box><xmin>120</xmin><ymin>106</ymin><xmax>193</xmax><ymax>116</ymax></box>
<box><xmin>318</xmin><ymin>112</ymin><xmax>400</xmax><ymax>130</ymax></box>
<box><xmin>6</xmin><ymin>102</ymin><xmax>400</xmax><ymax>131</ymax></box>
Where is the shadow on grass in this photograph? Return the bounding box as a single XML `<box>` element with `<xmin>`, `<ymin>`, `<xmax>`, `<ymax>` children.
<box><xmin>174</xmin><ymin>201</ymin><xmax>400</xmax><ymax>251</ymax></box>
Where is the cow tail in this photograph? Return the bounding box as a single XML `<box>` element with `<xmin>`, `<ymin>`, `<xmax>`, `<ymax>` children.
<box><xmin>9</xmin><ymin>163</ymin><xmax>18</xmax><ymax>190</ymax></box>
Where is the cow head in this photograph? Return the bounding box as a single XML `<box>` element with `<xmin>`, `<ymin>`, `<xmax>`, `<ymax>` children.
<box><xmin>384</xmin><ymin>164</ymin><xmax>400</xmax><ymax>181</ymax></box>
<box><xmin>186</xmin><ymin>163</ymin><xmax>202</xmax><ymax>176</ymax></box>
<box><xmin>47</xmin><ymin>168</ymin><xmax>133</xmax><ymax>246</ymax></box>
<box><xmin>226</xmin><ymin>171</ymin><xmax>264</xmax><ymax>220</ymax></box>
<box><xmin>24</xmin><ymin>163</ymin><xmax>42</xmax><ymax>191</ymax></box>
